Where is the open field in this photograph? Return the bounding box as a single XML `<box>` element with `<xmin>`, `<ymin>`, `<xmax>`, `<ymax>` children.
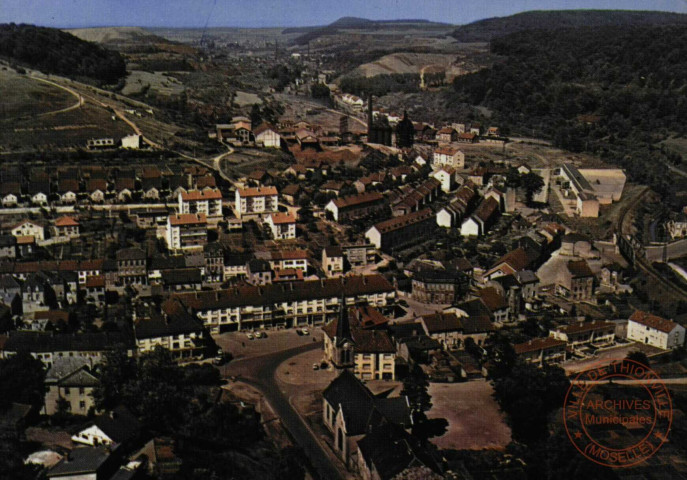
<box><xmin>0</xmin><ymin>68</ymin><xmax>75</xmax><ymax>119</ymax></box>
<box><xmin>427</xmin><ymin>380</ymin><xmax>511</xmax><ymax>450</ymax></box>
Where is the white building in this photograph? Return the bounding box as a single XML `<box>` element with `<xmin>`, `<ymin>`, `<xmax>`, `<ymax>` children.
<box><xmin>254</xmin><ymin>123</ymin><xmax>281</xmax><ymax>148</ymax></box>
<box><xmin>235</xmin><ymin>186</ymin><xmax>279</xmax><ymax>219</ymax></box>
<box><xmin>121</xmin><ymin>134</ymin><xmax>142</xmax><ymax>149</ymax></box>
<box><xmin>627</xmin><ymin>311</ymin><xmax>685</xmax><ymax>350</ymax></box>
<box><xmin>11</xmin><ymin>220</ymin><xmax>45</xmax><ymax>241</ymax></box>
<box><xmin>179</xmin><ymin>188</ymin><xmax>223</xmax><ymax>222</ymax></box>
<box><xmin>165</xmin><ymin>213</ymin><xmax>208</xmax><ymax>251</ymax></box>
<box><xmin>431</xmin><ymin>166</ymin><xmax>457</xmax><ymax>193</ymax></box>
<box><xmin>265</xmin><ymin>212</ymin><xmax>297</xmax><ymax>240</ymax></box>
<box><xmin>31</xmin><ymin>192</ymin><xmax>48</xmax><ymax>206</ymax></box>
<box><xmin>433</xmin><ymin>146</ymin><xmax>464</xmax><ymax>169</ymax></box>
<box><xmin>2</xmin><ymin>193</ymin><xmax>18</xmax><ymax>207</ymax></box>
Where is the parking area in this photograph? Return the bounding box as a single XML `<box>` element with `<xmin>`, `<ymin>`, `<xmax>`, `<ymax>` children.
<box><xmin>562</xmin><ymin>342</ymin><xmax>665</xmax><ymax>373</ymax></box>
<box><xmin>426</xmin><ymin>380</ymin><xmax>511</xmax><ymax>451</ymax></box>
<box><xmin>213</xmin><ymin>326</ymin><xmax>323</xmax><ymax>361</ymax></box>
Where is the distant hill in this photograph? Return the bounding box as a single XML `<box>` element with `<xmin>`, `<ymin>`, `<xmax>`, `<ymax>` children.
<box><xmin>65</xmin><ymin>26</ymin><xmax>168</xmax><ymax>45</ymax></box>
<box><xmin>288</xmin><ymin>16</ymin><xmax>451</xmax><ymax>45</ymax></box>
<box><xmin>452</xmin><ymin>10</ymin><xmax>687</xmax><ymax>42</ymax></box>
<box><xmin>0</xmin><ymin>23</ymin><xmax>126</xmax><ymax>83</ymax></box>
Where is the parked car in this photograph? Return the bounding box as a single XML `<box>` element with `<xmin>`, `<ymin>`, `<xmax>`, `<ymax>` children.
<box><xmin>246</xmin><ymin>332</ymin><xmax>254</xmax><ymax>340</ymax></box>
<box><xmin>312</xmin><ymin>363</ymin><xmax>320</xmax><ymax>370</ymax></box>
<box><xmin>301</xmin><ymin>328</ymin><xmax>310</xmax><ymax>336</ymax></box>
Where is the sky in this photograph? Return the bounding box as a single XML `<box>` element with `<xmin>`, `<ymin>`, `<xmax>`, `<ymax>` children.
<box><xmin>1</xmin><ymin>0</ymin><xmax>686</xmax><ymax>28</ymax></box>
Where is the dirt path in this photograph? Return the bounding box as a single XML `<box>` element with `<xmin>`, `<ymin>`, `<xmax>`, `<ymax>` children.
<box><xmin>29</xmin><ymin>75</ymin><xmax>84</xmax><ymax>117</ymax></box>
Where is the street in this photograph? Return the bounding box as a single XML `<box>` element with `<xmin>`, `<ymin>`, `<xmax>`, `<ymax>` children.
<box><xmin>221</xmin><ymin>341</ymin><xmax>346</xmax><ymax>480</ymax></box>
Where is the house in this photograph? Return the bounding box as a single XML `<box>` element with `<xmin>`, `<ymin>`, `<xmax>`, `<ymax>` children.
<box><xmin>436</xmin><ymin>127</ymin><xmax>458</xmax><ymax>143</ymax></box>
<box><xmin>322</xmin><ymin>370</ymin><xmax>411</xmax><ymax>468</ymax></box>
<box><xmin>12</xmin><ymin>220</ymin><xmax>45</xmax><ymax>241</ymax></box>
<box><xmin>235</xmin><ymin>186</ymin><xmax>279</xmax><ymax>219</ymax></box>
<box><xmin>325</xmin><ymin>192</ymin><xmax>386</xmax><ymax>223</ymax></box>
<box><xmin>57</xmin><ymin>179</ymin><xmax>79</xmax><ymax>204</ymax></box>
<box><xmin>627</xmin><ymin>310</ymin><xmax>685</xmax><ymax>350</ymax></box>
<box><xmin>460</xmin><ymin>197</ymin><xmax>500</xmax><ymax>237</ymax></box>
<box><xmin>478</xmin><ymin>287</ymin><xmax>510</xmax><ymax>324</ymax></box>
<box><xmin>416</xmin><ymin>312</ymin><xmax>493</xmax><ymax>351</ymax></box>
<box><xmin>322</xmin><ymin>246</ymin><xmax>344</xmax><ymax>277</ymax></box>
<box><xmin>484</xmin><ymin>247</ymin><xmax>540</xmax><ymax>281</ymax></box>
<box><xmin>43</xmin><ymin>357</ymin><xmax>99</xmax><ymax>416</ymax></box>
<box><xmin>246</xmin><ymin>259</ymin><xmax>273</xmax><ymax>285</ymax></box>
<box><xmin>72</xmin><ymin>406</ymin><xmax>140</xmax><ymax>447</ymax></box>
<box><xmin>223</xmin><ymin>252</ymin><xmax>251</xmax><ymax>280</ymax></box>
<box><xmin>47</xmin><ymin>446</ymin><xmax>116</xmax><ymax>480</ymax></box>
<box><xmin>265</xmin><ymin>212</ymin><xmax>297</xmax><ymax>240</ymax></box>
<box><xmin>254</xmin><ymin>122</ymin><xmax>281</xmax><ymax>148</ymax></box>
<box><xmin>550</xmin><ymin>321</ymin><xmax>616</xmax><ymax>348</ymax></box>
<box><xmin>179</xmin><ymin>188</ymin><xmax>222</xmax><ymax>223</ymax></box>
<box><xmin>430</xmin><ymin>166</ymin><xmax>457</xmax><ymax>193</ymax></box>
<box><xmin>87</xmin><ymin>138</ymin><xmax>115</xmax><ymax>149</ymax></box>
<box><xmin>1</xmin><ymin>331</ymin><xmax>134</xmax><ymax>368</ymax></box>
<box><xmin>556</xmin><ymin>260</ymin><xmax>595</xmax><ymax>301</ymax></box>
<box><xmin>432</xmin><ymin>146</ymin><xmax>464</xmax><ymax>169</ymax></box>
<box><xmin>266</xmin><ymin>249</ymin><xmax>309</xmax><ymax>272</ymax></box>
<box><xmin>121</xmin><ymin>134</ymin><xmax>142</xmax><ymax>149</ymax></box>
<box><xmin>281</xmin><ymin>184</ymin><xmax>302</xmax><ymax>205</ymax></box>
<box><xmin>514</xmin><ymin>337</ymin><xmax>567</xmax><ymax>366</ymax></box>
<box><xmin>411</xmin><ymin>268</ymin><xmax>468</xmax><ymax>305</ymax></box>
<box><xmin>52</xmin><ymin>216</ymin><xmax>80</xmax><ymax>241</ymax></box>
<box><xmin>457</xmin><ymin>132</ymin><xmax>477</xmax><ymax>144</ymax></box>
<box><xmin>365</xmin><ymin>208</ymin><xmax>435</xmax><ymax>253</ymax></box>
<box><xmin>165</xmin><ymin>213</ymin><xmax>208</xmax><ymax>252</ymax></box>
<box><xmin>116</xmin><ymin>247</ymin><xmax>147</xmax><ymax>285</ymax></box>
<box><xmin>342</xmin><ymin>243</ymin><xmax>377</xmax><ymax>268</ymax></box>
<box><xmin>134</xmin><ymin>298</ymin><xmax>207</xmax><ymax>359</ymax></box>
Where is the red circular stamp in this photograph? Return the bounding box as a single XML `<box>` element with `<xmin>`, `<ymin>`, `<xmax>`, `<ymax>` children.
<box><xmin>563</xmin><ymin>359</ymin><xmax>672</xmax><ymax>468</ymax></box>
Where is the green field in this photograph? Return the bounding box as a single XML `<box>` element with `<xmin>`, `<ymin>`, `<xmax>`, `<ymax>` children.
<box><xmin>0</xmin><ymin>68</ymin><xmax>76</xmax><ymax>119</ymax></box>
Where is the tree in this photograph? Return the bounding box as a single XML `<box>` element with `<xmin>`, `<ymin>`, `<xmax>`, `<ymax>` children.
<box><xmin>521</xmin><ymin>172</ymin><xmax>545</xmax><ymax>204</ymax></box>
<box><xmin>276</xmin><ymin>446</ymin><xmax>307</xmax><ymax>480</ymax></box>
<box><xmin>483</xmin><ymin>332</ymin><xmax>517</xmax><ymax>379</ymax></box>
<box><xmin>93</xmin><ymin>348</ymin><xmax>137</xmax><ymax>410</ymax></box>
<box><xmin>625</xmin><ymin>350</ymin><xmax>650</xmax><ymax>366</ymax></box>
<box><xmin>401</xmin><ymin>364</ymin><xmax>432</xmax><ymax>413</ymax></box>
<box><xmin>311</xmin><ymin>83</ymin><xmax>331</xmax><ymax>99</ymax></box>
<box><xmin>0</xmin><ymin>352</ymin><xmax>46</xmax><ymax>410</ymax></box>
<box><xmin>411</xmin><ymin>415</ymin><xmax>449</xmax><ymax>443</ymax></box>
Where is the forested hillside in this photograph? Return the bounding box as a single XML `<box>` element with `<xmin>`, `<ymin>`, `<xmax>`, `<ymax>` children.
<box><xmin>452</xmin><ymin>25</ymin><xmax>687</xmax><ymax>205</ymax></box>
<box><xmin>0</xmin><ymin>23</ymin><xmax>126</xmax><ymax>83</ymax></box>
<box><xmin>451</xmin><ymin>10</ymin><xmax>687</xmax><ymax>42</ymax></box>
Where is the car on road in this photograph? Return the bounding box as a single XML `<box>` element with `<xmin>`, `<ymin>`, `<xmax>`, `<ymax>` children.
<box><xmin>213</xmin><ymin>354</ymin><xmax>230</xmax><ymax>366</ymax></box>
<box><xmin>301</xmin><ymin>328</ymin><xmax>310</xmax><ymax>336</ymax></box>
<box><xmin>312</xmin><ymin>363</ymin><xmax>319</xmax><ymax>370</ymax></box>
<box><xmin>256</xmin><ymin>331</ymin><xmax>267</xmax><ymax>339</ymax></box>
<box><xmin>246</xmin><ymin>332</ymin><xmax>254</xmax><ymax>340</ymax></box>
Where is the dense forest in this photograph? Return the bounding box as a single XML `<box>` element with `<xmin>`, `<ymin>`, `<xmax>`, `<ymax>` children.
<box><xmin>0</xmin><ymin>23</ymin><xmax>127</xmax><ymax>83</ymax></box>
<box><xmin>451</xmin><ymin>10</ymin><xmax>687</xmax><ymax>42</ymax></box>
<box><xmin>452</xmin><ymin>25</ymin><xmax>687</xmax><ymax>206</ymax></box>
<box><xmin>340</xmin><ymin>73</ymin><xmax>421</xmax><ymax>98</ymax></box>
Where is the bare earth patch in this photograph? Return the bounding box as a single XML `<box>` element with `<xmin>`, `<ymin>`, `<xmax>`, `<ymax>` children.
<box><xmin>427</xmin><ymin>379</ymin><xmax>511</xmax><ymax>450</ymax></box>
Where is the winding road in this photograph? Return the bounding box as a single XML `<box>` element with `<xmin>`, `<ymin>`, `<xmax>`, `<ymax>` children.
<box><xmin>221</xmin><ymin>342</ymin><xmax>346</xmax><ymax>480</ymax></box>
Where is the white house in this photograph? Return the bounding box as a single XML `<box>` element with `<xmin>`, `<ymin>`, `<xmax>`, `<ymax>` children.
<box><xmin>265</xmin><ymin>212</ymin><xmax>297</xmax><ymax>240</ymax></box>
<box><xmin>436</xmin><ymin>202</ymin><xmax>465</xmax><ymax>228</ymax></box>
<box><xmin>2</xmin><ymin>193</ymin><xmax>18</xmax><ymax>207</ymax></box>
<box><xmin>179</xmin><ymin>188</ymin><xmax>223</xmax><ymax>222</ymax></box>
<box><xmin>254</xmin><ymin>123</ymin><xmax>281</xmax><ymax>148</ymax></box>
<box><xmin>61</xmin><ymin>191</ymin><xmax>77</xmax><ymax>204</ymax></box>
<box><xmin>31</xmin><ymin>192</ymin><xmax>48</xmax><ymax>206</ymax></box>
<box><xmin>12</xmin><ymin>220</ymin><xmax>45</xmax><ymax>241</ymax></box>
<box><xmin>433</xmin><ymin>146</ymin><xmax>464</xmax><ymax>169</ymax></box>
<box><xmin>627</xmin><ymin>311</ymin><xmax>685</xmax><ymax>350</ymax></box>
<box><xmin>431</xmin><ymin>166</ymin><xmax>457</xmax><ymax>193</ymax></box>
<box><xmin>121</xmin><ymin>134</ymin><xmax>142</xmax><ymax>149</ymax></box>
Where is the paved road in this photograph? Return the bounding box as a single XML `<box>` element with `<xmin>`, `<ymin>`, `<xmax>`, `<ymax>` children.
<box><xmin>222</xmin><ymin>341</ymin><xmax>345</xmax><ymax>480</ymax></box>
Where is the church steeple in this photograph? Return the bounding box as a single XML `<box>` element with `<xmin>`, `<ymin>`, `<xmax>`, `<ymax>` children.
<box><xmin>334</xmin><ymin>293</ymin><xmax>354</xmax><ymax>369</ymax></box>
<box><xmin>335</xmin><ymin>293</ymin><xmax>352</xmax><ymax>347</ymax></box>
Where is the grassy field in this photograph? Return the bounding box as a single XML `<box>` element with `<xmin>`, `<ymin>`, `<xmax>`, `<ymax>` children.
<box><xmin>0</xmin><ymin>68</ymin><xmax>75</xmax><ymax>119</ymax></box>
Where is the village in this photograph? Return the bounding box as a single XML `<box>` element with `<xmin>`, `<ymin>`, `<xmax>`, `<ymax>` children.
<box><xmin>2</xmin><ymin>8</ymin><xmax>687</xmax><ymax>480</ymax></box>
<box><xmin>1</xmin><ymin>82</ymin><xmax>686</xmax><ymax>480</ymax></box>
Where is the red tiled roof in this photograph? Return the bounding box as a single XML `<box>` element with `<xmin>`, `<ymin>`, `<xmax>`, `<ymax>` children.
<box><xmin>629</xmin><ymin>311</ymin><xmax>679</xmax><ymax>334</ymax></box>
<box><xmin>555</xmin><ymin>321</ymin><xmax>615</xmax><ymax>335</ymax></box>
<box><xmin>333</xmin><ymin>192</ymin><xmax>384</xmax><ymax>209</ymax></box>
<box><xmin>372</xmin><ymin>208</ymin><xmax>434</xmax><ymax>234</ymax></box>
<box><xmin>237</xmin><ymin>186</ymin><xmax>278</xmax><ymax>197</ymax></box>
<box><xmin>180</xmin><ymin>188</ymin><xmax>222</xmax><ymax>201</ymax></box>
<box><xmin>514</xmin><ymin>337</ymin><xmax>567</xmax><ymax>354</ymax></box>
<box><xmin>269</xmin><ymin>212</ymin><xmax>297</xmax><ymax>224</ymax></box>
<box><xmin>169</xmin><ymin>213</ymin><xmax>207</xmax><ymax>226</ymax></box>
<box><xmin>54</xmin><ymin>216</ymin><xmax>79</xmax><ymax>227</ymax></box>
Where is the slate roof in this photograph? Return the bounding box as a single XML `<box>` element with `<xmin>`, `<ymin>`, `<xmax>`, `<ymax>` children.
<box><xmin>514</xmin><ymin>337</ymin><xmax>567</xmax><ymax>354</ymax></box>
<box><xmin>322</xmin><ymin>370</ymin><xmax>411</xmax><ymax>436</ymax></box>
<box><xmin>47</xmin><ymin>447</ymin><xmax>111</xmax><ymax>478</ymax></box>
<box><xmin>3</xmin><ymin>331</ymin><xmax>133</xmax><ymax>354</ymax></box>
<box><xmin>134</xmin><ymin>298</ymin><xmax>204</xmax><ymax>339</ymax></box>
